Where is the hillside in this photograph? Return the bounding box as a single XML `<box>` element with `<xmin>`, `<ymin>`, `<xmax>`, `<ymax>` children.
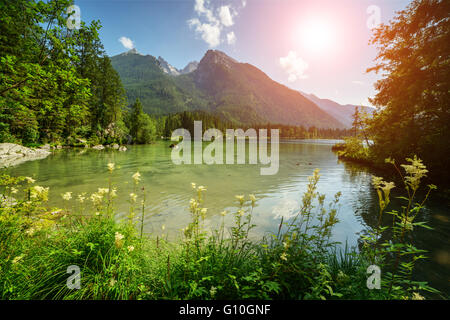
<box><xmin>111</xmin><ymin>49</ymin><xmax>345</xmax><ymax>129</ymax></box>
<box><xmin>302</xmin><ymin>92</ymin><xmax>375</xmax><ymax>128</ymax></box>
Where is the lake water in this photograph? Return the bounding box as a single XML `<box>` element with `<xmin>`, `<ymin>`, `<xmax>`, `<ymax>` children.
<box><xmin>5</xmin><ymin>140</ymin><xmax>449</xmax><ymax>296</ymax></box>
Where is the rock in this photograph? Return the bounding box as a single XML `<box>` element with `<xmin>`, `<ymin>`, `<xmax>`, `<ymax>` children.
<box><xmin>112</xmin><ymin>144</ymin><xmax>120</xmax><ymax>150</ymax></box>
<box><xmin>77</xmin><ymin>138</ymin><xmax>87</xmax><ymax>144</ymax></box>
<box><xmin>56</xmin><ymin>145</ymin><xmax>63</xmax><ymax>149</ymax></box>
<box><xmin>41</xmin><ymin>144</ymin><xmax>51</xmax><ymax>150</ymax></box>
<box><xmin>92</xmin><ymin>145</ymin><xmax>105</xmax><ymax>150</ymax></box>
<box><xmin>118</xmin><ymin>146</ymin><xmax>127</xmax><ymax>152</ymax></box>
<box><xmin>0</xmin><ymin>143</ymin><xmax>51</xmax><ymax>168</ymax></box>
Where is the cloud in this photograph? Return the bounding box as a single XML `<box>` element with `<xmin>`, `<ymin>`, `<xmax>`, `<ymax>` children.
<box><xmin>188</xmin><ymin>0</ymin><xmax>243</xmax><ymax>47</ymax></box>
<box><xmin>227</xmin><ymin>31</ymin><xmax>236</xmax><ymax>45</ymax></box>
<box><xmin>119</xmin><ymin>36</ymin><xmax>134</xmax><ymax>50</ymax></box>
<box><xmin>188</xmin><ymin>18</ymin><xmax>221</xmax><ymax>47</ymax></box>
<box><xmin>279</xmin><ymin>51</ymin><xmax>309</xmax><ymax>82</ymax></box>
<box><xmin>218</xmin><ymin>6</ymin><xmax>234</xmax><ymax>27</ymax></box>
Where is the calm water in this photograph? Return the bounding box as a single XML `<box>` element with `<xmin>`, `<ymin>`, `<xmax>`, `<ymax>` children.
<box><xmin>5</xmin><ymin>140</ymin><xmax>449</xmax><ymax>296</ymax></box>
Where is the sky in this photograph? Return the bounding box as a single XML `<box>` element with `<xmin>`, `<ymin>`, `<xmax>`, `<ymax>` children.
<box><xmin>74</xmin><ymin>0</ymin><xmax>412</xmax><ymax>107</ymax></box>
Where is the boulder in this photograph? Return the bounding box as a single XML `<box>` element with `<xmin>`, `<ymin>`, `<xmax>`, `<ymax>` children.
<box><xmin>112</xmin><ymin>144</ymin><xmax>120</xmax><ymax>150</ymax></box>
<box><xmin>118</xmin><ymin>146</ymin><xmax>127</xmax><ymax>152</ymax></box>
<box><xmin>92</xmin><ymin>145</ymin><xmax>105</xmax><ymax>150</ymax></box>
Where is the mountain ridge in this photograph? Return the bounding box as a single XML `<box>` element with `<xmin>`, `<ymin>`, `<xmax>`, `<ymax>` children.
<box><xmin>110</xmin><ymin>49</ymin><xmax>358</xmax><ymax>129</ymax></box>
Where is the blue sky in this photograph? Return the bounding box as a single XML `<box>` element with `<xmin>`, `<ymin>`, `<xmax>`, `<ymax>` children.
<box><xmin>75</xmin><ymin>0</ymin><xmax>412</xmax><ymax>107</ymax></box>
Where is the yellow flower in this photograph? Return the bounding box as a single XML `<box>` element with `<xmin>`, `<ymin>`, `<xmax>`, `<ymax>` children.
<box><xmin>30</xmin><ymin>186</ymin><xmax>49</xmax><ymax>202</ymax></box>
<box><xmin>129</xmin><ymin>193</ymin><xmax>137</xmax><ymax>202</ymax></box>
<box><xmin>115</xmin><ymin>232</ymin><xmax>124</xmax><ymax>249</ymax></box>
<box><xmin>11</xmin><ymin>187</ymin><xmax>18</xmax><ymax>194</ymax></box>
<box><xmin>191</xmin><ymin>182</ymin><xmax>196</xmax><ymax>189</ymax></box>
<box><xmin>25</xmin><ymin>177</ymin><xmax>35</xmax><ymax>184</ymax></box>
<box><xmin>237</xmin><ymin>209</ymin><xmax>245</xmax><ymax>217</ymax></box>
<box><xmin>62</xmin><ymin>192</ymin><xmax>72</xmax><ymax>201</ymax></box>
<box><xmin>249</xmin><ymin>194</ymin><xmax>256</xmax><ymax>203</ymax></box>
<box><xmin>107</xmin><ymin>163</ymin><xmax>115</xmax><ymax>172</ymax></box>
<box><xmin>77</xmin><ymin>193</ymin><xmax>86</xmax><ymax>203</ymax></box>
<box><xmin>109</xmin><ymin>278</ymin><xmax>117</xmax><ymax>287</ymax></box>
<box><xmin>161</xmin><ymin>224</ymin><xmax>166</xmax><ymax>231</ymax></box>
<box><xmin>235</xmin><ymin>195</ymin><xmax>245</xmax><ymax>205</ymax></box>
<box><xmin>132</xmin><ymin>172</ymin><xmax>141</xmax><ymax>184</ymax></box>
<box><xmin>110</xmin><ymin>188</ymin><xmax>117</xmax><ymax>198</ymax></box>
<box><xmin>127</xmin><ymin>245</ymin><xmax>135</xmax><ymax>252</ymax></box>
<box><xmin>220</xmin><ymin>210</ymin><xmax>227</xmax><ymax>217</ymax></box>
<box><xmin>280</xmin><ymin>252</ymin><xmax>288</xmax><ymax>261</ymax></box>
<box><xmin>412</xmin><ymin>292</ymin><xmax>425</xmax><ymax>300</ymax></box>
<box><xmin>197</xmin><ymin>186</ymin><xmax>207</xmax><ymax>192</ymax></box>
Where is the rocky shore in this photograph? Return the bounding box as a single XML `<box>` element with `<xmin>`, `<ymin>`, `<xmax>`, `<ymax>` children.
<box><xmin>0</xmin><ymin>143</ymin><xmax>51</xmax><ymax>168</ymax></box>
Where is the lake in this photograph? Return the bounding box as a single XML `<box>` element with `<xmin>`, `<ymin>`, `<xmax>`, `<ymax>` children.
<box><xmin>5</xmin><ymin>140</ymin><xmax>449</xmax><ymax>296</ymax></box>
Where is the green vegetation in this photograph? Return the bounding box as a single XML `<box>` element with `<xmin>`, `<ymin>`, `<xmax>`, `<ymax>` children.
<box><xmin>0</xmin><ymin>0</ymin><xmax>130</xmax><ymax>146</ymax></box>
<box><xmin>335</xmin><ymin>0</ymin><xmax>450</xmax><ymax>185</ymax></box>
<box><xmin>0</xmin><ymin>158</ymin><xmax>440</xmax><ymax>299</ymax></box>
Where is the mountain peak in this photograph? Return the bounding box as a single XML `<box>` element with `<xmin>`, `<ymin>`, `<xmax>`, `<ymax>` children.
<box><xmin>121</xmin><ymin>48</ymin><xmax>143</xmax><ymax>56</ymax></box>
<box><xmin>200</xmin><ymin>50</ymin><xmax>237</xmax><ymax>68</ymax></box>
<box><xmin>181</xmin><ymin>61</ymin><xmax>199</xmax><ymax>74</ymax></box>
<box><xmin>157</xmin><ymin>56</ymin><xmax>180</xmax><ymax>76</ymax></box>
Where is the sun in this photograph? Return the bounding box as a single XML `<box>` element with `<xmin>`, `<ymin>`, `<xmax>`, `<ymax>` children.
<box><xmin>299</xmin><ymin>19</ymin><xmax>335</xmax><ymax>53</ymax></box>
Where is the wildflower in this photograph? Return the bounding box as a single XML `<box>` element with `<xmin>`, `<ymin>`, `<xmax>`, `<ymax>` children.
<box><xmin>235</xmin><ymin>195</ymin><xmax>245</xmax><ymax>205</ymax></box>
<box><xmin>95</xmin><ymin>212</ymin><xmax>100</xmax><ymax>216</ymax></box>
<box><xmin>132</xmin><ymin>172</ymin><xmax>141</xmax><ymax>184</ymax></box>
<box><xmin>129</xmin><ymin>193</ymin><xmax>137</xmax><ymax>202</ymax></box>
<box><xmin>210</xmin><ymin>286</ymin><xmax>217</xmax><ymax>297</ymax></box>
<box><xmin>115</xmin><ymin>232</ymin><xmax>124</xmax><ymax>248</ymax></box>
<box><xmin>249</xmin><ymin>194</ymin><xmax>256</xmax><ymax>205</ymax></box>
<box><xmin>237</xmin><ymin>209</ymin><xmax>245</xmax><ymax>217</ymax></box>
<box><xmin>30</xmin><ymin>186</ymin><xmax>49</xmax><ymax>202</ymax></box>
<box><xmin>25</xmin><ymin>177</ymin><xmax>35</xmax><ymax>184</ymax></box>
<box><xmin>283</xmin><ymin>241</ymin><xmax>289</xmax><ymax>249</ymax></box>
<box><xmin>97</xmin><ymin>188</ymin><xmax>109</xmax><ymax>196</ymax></box>
<box><xmin>385</xmin><ymin>157</ymin><xmax>395</xmax><ymax>165</ymax></box>
<box><xmin>220</xmin><ymin>210</ymin><xmax>227</xmax><ymax>217</ymax></box>
<box><xmin>412</xmin><ymin>292</ymin><xmax>425</xmax><ymax>300</ymax></box>
<box><xmin>110</xmin><ymin>188</ymin><xmax>117</xmax><ymax>198</ymax></box>
<box><xmin>109</xmin><ymin>278</ymin><xmax>117</xmax><ymax>287</ymax></box>
<box><xmin>127</xmin><ymin>245</ymin><xmax>135</xmax><ymax>252</ymax></box>
<box><xmin>280</xmin><ymin>252</ymin><xmax>288</xmax><ymax>261</ymax></box>
<box><xmin>12</xmin><ymin>254</ymin><xmax>24</xmax><ymax>264</ymax></box>
<box><xmin>401</xmin><ymin>156</ymin><xmax>428</xmax><ymax>192</ymax></box>
<box><xmin>161</xmin><ymin>224</ymin><xmax>166</xmax><ymax>231</ymax></box>
<box><xmin>191</xmin><ymin>182</ymin><xmax>196</xmax><ymax>189</ymax></box>
<box><xmin>62</xmin><ymin>192</ymin><xmax>72</xmax><ymax>201</ymax></box>
<box><xmin>77</xmin><ymin>193</ymin><xmax>86</xmax><ymax>203</ymax></box>
<box><xmin>197</xmin><ymin>186</ymin><xmax>206</xmax><ymax>192</ymax></box>
<box><xmin>25</xmin><ymin>228</ymin><xmax>35</xmax><ymax>236</ymax></box>
<box><xmin>11</xmin><ymin>187</ymin><xmax>18</xmax><ymax>194</ymax></box>
<box><xmin>90</xmin><ymin>193</ymin><xmax>103</xmax><ymax>205</ymax></box>
<box><xmin>107</xmin><ymin>163</ymin><xmax>115</xmax><ymax>172</ymax></box>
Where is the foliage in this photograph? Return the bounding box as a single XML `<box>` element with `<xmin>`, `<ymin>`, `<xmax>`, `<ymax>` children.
<box><xmin>366</xmin><ymin>0</ymin><xmax>450</xmax><ymax>184</ymax></box>
<box><xmin>0</xmin><ymin>0</ymin><xmax>128</xmax><ymax>146</ymax></box>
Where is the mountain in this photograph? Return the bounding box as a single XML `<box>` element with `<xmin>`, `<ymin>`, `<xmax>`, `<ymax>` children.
<box><xmin>181</xmin><ymin>61</ymin><xmax>199</xmax><ymax>74</ymax></box>
<box><xmin>157</xmin><ymin>56</ymin><xmax>180</xmax><ymax>76</ymax></box>
<box><xmin>110</xmin><ymin>49</ymin><xmax>345</xmax><ymax>128</ymax></box>
<box><xmin>301</xmin><ymin>92</ymin><xmax>375</xmax><ymax>128</ymax></box>
<box><xmin>110</xmin><ymin>50</ymin><xmax>209</xmax><ymax>115</ymax></box>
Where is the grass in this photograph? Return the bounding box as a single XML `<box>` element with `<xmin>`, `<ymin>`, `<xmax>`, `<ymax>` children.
<box><xmin>0</xmin><ymin>158</ymin><xmax>442</xmax><ymax>300</ymax></box>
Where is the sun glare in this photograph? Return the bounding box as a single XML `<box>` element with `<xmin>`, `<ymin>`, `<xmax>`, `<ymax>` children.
<box><xmin>299</xmin><ymin>19</ymin><xmax>335</xmax><ymax>53</ymax></box>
